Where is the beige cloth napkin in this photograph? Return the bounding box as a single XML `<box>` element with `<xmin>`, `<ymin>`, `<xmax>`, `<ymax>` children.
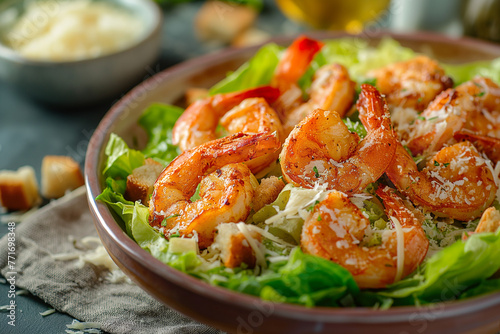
<box><xmin>0</xmin><ymin>187</ymin><xmax>223</xmax><ymax>334</ymax></box>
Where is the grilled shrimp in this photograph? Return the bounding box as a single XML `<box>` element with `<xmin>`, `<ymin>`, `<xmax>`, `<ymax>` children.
<box><xmin>282</xmin><ymin>64</ymin><xmax>356</xmax><ymax>134</ymax></box>
<box><xmin>454</xmin><ymin>131</ymin><xmax>500</xmax><ymax>163</ymax></box>
<box><xmin>220</xmin><ymin>98</ymin><xmax>285</xmax><ymax>172</ymax></box>
<box><xmin>301</xmin><ymin>185</ymin><xmax>428</xmax><ymax>289</ymax></box>
<box><xmin>368</xmin><ymin>55</ymin><xmax>453</xmax><ymax>111</ymax></box>
<box><xmin>279</xmin><ymin>84</ymin><xmax>396</xmax><ymax>194</ymax></box>
<box><xmin>272</xmin><ymin>36</ymin><xmax>355</xmax><ymax>133</ymax></box>
<box><xmin>407</xmin><ymin>77</ymin><xmax>500</xmax><ymax>156</ymax></box>
<box><xmin>171</xmin><ymin>86</ymin><xmax>280</xmax><ymax>152</ymax></box>
<box><xmin>385</xmin><ymin>141</ymin><xmax>497</xmax><ymax>221</ymax></box>
<box><xmin>149</xmin><ymin>132</ymin><xmax>281</xmax><ymax>249</ymax></box>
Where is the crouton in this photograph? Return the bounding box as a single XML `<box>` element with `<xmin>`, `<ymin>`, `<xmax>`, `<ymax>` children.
<box><xmin>125</xmin><ymin>158</ymin><xmax>164</xmax><ymax>204</ymax></box>
<box><xmin>232</xmin><ymin>28</ymin><xmax>271</xmax><ymax>48</ymax></box>
<box><xmin>0</xmin><ymin>166</ymin><xmax>40</xmax><ymax>211</ymax></box>
<box><xmin>476</xmin><ymin>207</ymin><xmax>500</xmax><ymax>233</ymax></box>
<box><xmin>41</xmin><ymin>155</ymin><xmax>84</xmax><ymax>199</ymax></box>
<box><xmin>195</xmin><ymin>0</ymin><xmax>257</xmax><ymax>44</ymax></box>
<box><xmin>253</xmin><ymin>176</ymin><xmax>286</xmax><ymax>212</ymax></box>
<box><xmin>215</xmin><ymin>223</ymin><xmax>261</xmax><ymax>268</ymax></box>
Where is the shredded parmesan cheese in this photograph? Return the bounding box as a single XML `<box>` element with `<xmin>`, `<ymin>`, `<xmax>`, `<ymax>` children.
<box><xmin>39</xmin><ymin>308</ymin><xmax>56</xmax><ymax>316</ymax></box>
<box><xmin>4</xmin><ymin>0</ymin><xmax>145</xmax><ymax>61</ymax></box>
<box><xmin>390</xmin><ymin>216</ymin><xmax>405</xmax><ymax>283</ymax></box>
<box><xmin>236</xmin><ymin>223</ymin><xmax>266</xmax><ymax>271</ymax></box>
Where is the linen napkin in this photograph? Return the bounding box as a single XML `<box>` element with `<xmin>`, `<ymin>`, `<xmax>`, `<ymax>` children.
<box><xmin>0</xmin><ymin>186</ymin><xmax>223</xmax><ymax>334</ymax></box>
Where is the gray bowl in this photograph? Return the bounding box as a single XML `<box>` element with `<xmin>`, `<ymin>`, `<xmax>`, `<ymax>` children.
<box><xmin>0</xmin><ymin>0</ymin><xmax>162</xmax><ymax>107</ymax></box>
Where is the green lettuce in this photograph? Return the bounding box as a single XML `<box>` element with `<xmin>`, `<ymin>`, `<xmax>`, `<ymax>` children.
<box><xmin>103</xmin><ymin>133</ymin><xmax>145</xmax><ymax>180</ymax></box>
<box><xmin>138</xmin><ymin>103</ymin><xmax>183</xmax><ymax>165</ymax></box>
<box><xmin>96</xmin><ymin>185</ymin><xmax>136</xmax><ymax>238</ymax></box>
<box><xmin>443</xmin><ymin>58</ymin><xmax>500</xmax><ymax>85</ymax></box>
<box><xmin>376</xmin><ymin>229</ymin><xmax>500</xmax><ymax>305</ymax></box>
<box><xmin>210</xmin><ymin>43</ymin><xmax>282</xmax><ymax>94</ymax></box>
<box><xmin>210</xmin><ymin>247</ymin><xmax>359</xmax><ymax>307</ymax></box>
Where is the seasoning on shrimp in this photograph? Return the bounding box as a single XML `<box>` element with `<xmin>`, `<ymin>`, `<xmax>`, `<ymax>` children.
<box><xmin>172</xmin><ymin>85</ymin><xmax>280</xmax><ymax>152</ymax></box>
<box><xmin>407</xmin><ymin>76</ymin><xmax>500</xmax><ymax>157</ymax></box>
<box><xmin>149</xmin><ymin>132</ymin><xmax>281</xmax><ymax>249</ymax></box>
<box><xmin>280</xmin><ymin>84</ymin><xmax>396</xmax><ymax>194</ymax></box>
<box><xmin>301</xmin><ymin>185</ymin><xmax>428</xmax><ymax>289</ymax></box>
<box><xmin>368</xmin><ymin>55</ymin><xmax>453</xmax><ymax>112</ymax></box>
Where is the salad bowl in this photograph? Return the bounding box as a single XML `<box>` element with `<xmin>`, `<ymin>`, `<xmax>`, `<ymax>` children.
<box><xmin>85</xmin><ymin>31</ymin><xmax>500</xmax><ymax>334</ymax></box>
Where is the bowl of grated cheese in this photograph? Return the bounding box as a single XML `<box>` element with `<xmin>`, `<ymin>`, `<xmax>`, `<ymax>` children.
<box><xmin>0</xmin><ymin>0</ymin><xmax>162</xmax><ymax>107</ymax></box>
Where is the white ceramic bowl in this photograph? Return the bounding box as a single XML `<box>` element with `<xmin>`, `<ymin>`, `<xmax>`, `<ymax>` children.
<box><xmin>0</xmin><ymin>0</ymin><xmax>162</xmax><ymax>107</ymax></box>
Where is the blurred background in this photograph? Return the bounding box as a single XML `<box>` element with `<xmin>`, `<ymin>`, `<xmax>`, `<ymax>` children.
<box><xmin>156</xmin><ymin>0</ymin><xmax>499</xmax><ymax>67</ymax></box>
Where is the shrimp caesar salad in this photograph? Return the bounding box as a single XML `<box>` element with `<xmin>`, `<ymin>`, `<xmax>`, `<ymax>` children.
<box><xmin>97</xmin><ymin>36</ymin><xmax>500</xmax><ymax>308</ymax></box>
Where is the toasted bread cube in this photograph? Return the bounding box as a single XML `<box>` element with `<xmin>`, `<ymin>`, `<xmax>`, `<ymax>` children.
<box><xmin>232</xmin><ymin>28</ymin><xmax>271</xmax><ymax>47</ymax></box>
<box><xmin>0</xmin><ymin>166</ymin><xmax>40</xmax><ymax>211</ymax></box>
<box><xmin>253</xmin><ymin>176</ymin><xmax>286</xmax><ymax>212</ymax></box>
<box><xmin>215</xmin><ymin>223</ymin><xmax>261</xmax><ymax>268</ymax></box>
<box><xmin>125</xmin><ymin>158</ymin><xmax>164</xmax><ymax>204</ymax></box>
<box><xmin>195</xmin><ymin>0</ymin><xmax>257</xmax><ymax>44</ymax></box>
<box><xmin>476</xmin><ymin>207</ymin><xmax>500</xmax><ymax>234</ymax></box>
<box><xmin>41</xmin><ymin>156</ymin><xmax>84</xmax><ymax>199</ymax></box>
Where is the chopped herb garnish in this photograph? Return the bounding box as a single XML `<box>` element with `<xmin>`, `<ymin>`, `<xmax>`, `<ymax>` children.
<box><xmin>444</xmin><ymin>162</ymin><xmax>450</xmax><ymax>167</ymax></box>
<box><xmin>476</xmin><ymin>91</ymin><xmax>485</xmax><ymax>97</ymax></box>
<box><xmin>307</xmin><ymin>200</ymin><xmax>321</xmax><ymax>212</ymax></box>
<box><xmin>313</xmin><ymin>166</ymin><xmax>320</xmax><ymax>178</ymax></box>
<box><xmin>434</xmin><ymin>160</ymin><xmax>440</xmax><ymax>166</ymax></box>
<box><xmin>417</xmin><ymin>116</ymin><xmax>426</xmax><ymax>121</ymax></box>
<box><xmin>417</xmin><ymin>97</ymin><xmax>423</xmax><ymax>104</ymax></box>
<box><xmin>170</xmin><ymin>233</ymin><xmax>181</xmax><ymax>238</ymax></box>
<box><xmin>427</xmin><ymin>116</ymin><xmax>438</xmax><ymax>121</ymax></box>
<box><xmin>161</xmin><ymin>213</ymin><xmax>180</xmax><ymax>226</ymax></box>
<box><xmin>317</xmin><ymin>214</ymin><xmax>322</xmax><ymax>221</ymax></box>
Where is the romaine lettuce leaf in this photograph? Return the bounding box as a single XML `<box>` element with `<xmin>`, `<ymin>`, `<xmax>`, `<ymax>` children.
<box><xmin>129</xmin><ymin>202</ymin><xmax>202</xmax><ymax>270</ymax></box>
<box><xmin>460</xmin><ymin>278</ymin><xmax>500</xmax><ymax>300</ymax></box>
<box><xmin>138</xmin><ymin>103</ymin><xmax>183</xmax><ymax>165</ymax></box>
<box><xmin>443</xmin><ymin>58</ymin><xmax>500</xmax><ymax>85</ymax></box>
<box><xmin>377</xmin><ymin>229</ymin><xmax>500</xmax><ymax>304</ymax></box>
<box><xmin>96</xmin><ymin>185</ymin><xmax>135</xmax><ymax>237</ymax></box>
<box><xmin>210</xmin><ymin>43</ymin><xmax>282</xmax><ymax>94</ymax></box>
<box><xmin>211</xmin><ymin>247</ymin><xmax>359</xmax><ymax>307</ymax></box>
<box><xmin>103</xmin><ymin>133</ymin><xmax>145</xmax><ymax>179</ymax></box>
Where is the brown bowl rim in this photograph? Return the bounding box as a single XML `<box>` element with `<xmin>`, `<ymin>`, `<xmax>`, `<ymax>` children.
<box><xmin>85</xmin><ymin>30</ymin><xmax>500</xmax><ymax>324</ymax></box>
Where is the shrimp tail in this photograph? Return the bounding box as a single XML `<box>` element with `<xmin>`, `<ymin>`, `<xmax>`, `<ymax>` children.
<box><xmin>172</xmin><ymin>85</ymin><xmax>280</xmax><ymax>148</ymax></box>
<box><xmin>272</xmin><ymin>35</ymin><xmax>324</xmax><ymax>92</ymax></box>
<box><xmin>454</xmin><ymin>130</ymin><xmax>500</xmax><ymax>163</ymax></box>
<box><xmin>357</xmin><ymin>83</ymin><xmax>393</xmax><ymax>131</ymax></box>
<box><xmin>210</xmin><ymin>86</ymin><xmax>281</xmax><ymax>111</ymax></box>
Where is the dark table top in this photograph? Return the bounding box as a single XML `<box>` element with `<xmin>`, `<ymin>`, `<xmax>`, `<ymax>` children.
<box><xmin>0</xmin><ymin>1</ymin><xmax>300</xmax><ymax>332</ymax></box>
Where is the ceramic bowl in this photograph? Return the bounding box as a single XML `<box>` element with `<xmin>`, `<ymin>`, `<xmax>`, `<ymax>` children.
<box><xmin>85</xmin><ymin>31</ymin><xmax>500</xmax><ymax>334</ymax></box>
<box><xmin>0</xmin><ymin>0</ymin><xmax>162</xmax><ymax>107</ymax></box>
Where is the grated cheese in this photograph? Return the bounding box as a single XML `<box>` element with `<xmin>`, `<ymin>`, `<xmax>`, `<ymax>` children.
<box><xmin>389</xmin><ymin>216</ymin><xmax>405</xmax><ymax>283</ymax></box>
<box><xmin>236</xmin><ymin>223</ymin><xmax>266</xmax><ymax>271</ymax></box>
<box><xmin>52</xmin><ymin>236</ymin><xmax>132</xmax><ymax>284</ymax></box>
<box><xmin>265</xmin><ymin>183</ymin><xmax>332</xmax><ymax>224</ymax></box>
<box><xmin>39</xmin><ymin>308</ymin><xmax>56</xmax><ymax>317</ymax></box>
<box><xmin>4</xmin><ymin>0</ymin><xmax>145</xmax><ymax>61</ymax></box>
